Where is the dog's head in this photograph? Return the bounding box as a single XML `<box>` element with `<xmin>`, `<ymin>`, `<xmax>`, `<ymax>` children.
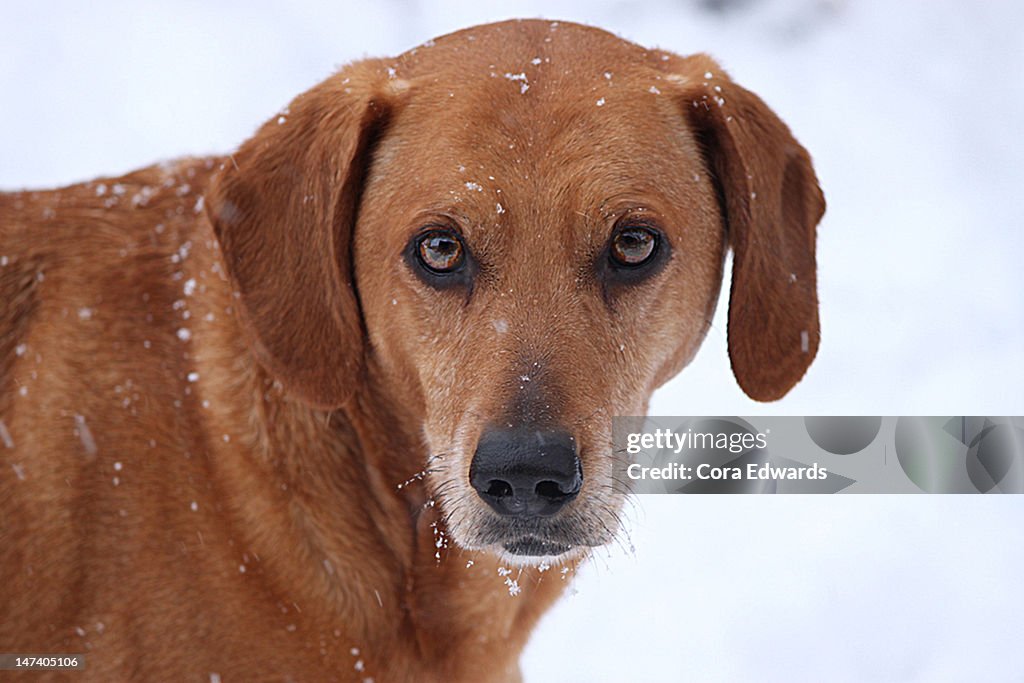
<box><xmin>206</xmin><ymin>20</ymin><xmax>824</xmax><ymax>563</ymax></box>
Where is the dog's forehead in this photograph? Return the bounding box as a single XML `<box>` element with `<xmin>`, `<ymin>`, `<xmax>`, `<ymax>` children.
<box><xmin>396</xmin><ymin>19</ymin><xmax>660</xmax><ymax>80</ymax></box>
<box><xmin>391</xmin><ymin>19</ymin><xmax>680</xmax><ymax>123</ymax></box>
<box><xmin>366</xmin><ymin>22</ymin><xmax>701</xmax><ymax>239</ymax></box>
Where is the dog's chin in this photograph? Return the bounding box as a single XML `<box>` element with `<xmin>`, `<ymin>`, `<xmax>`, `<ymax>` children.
<box><xmin>442</xmin><ymin>497</ymin><xmax>618</xmax><ymax>566</ymax></box>
<box><xmin>503</xmin><ymin>536</ymin><xmax>572</xmax><ymax>557</ymax></box>
<box><xmin>494</xmin><ymin>537</ymin><xmax>588</xmax><ymax>567</ymax></box>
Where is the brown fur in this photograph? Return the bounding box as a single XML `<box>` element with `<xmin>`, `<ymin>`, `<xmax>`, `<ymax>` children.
<box><xmin>0</xmin><ymin>20</ymin><xmax>823</xmax><ymax>681</ymax></box>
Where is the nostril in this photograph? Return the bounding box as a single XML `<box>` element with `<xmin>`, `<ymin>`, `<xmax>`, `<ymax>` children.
<box><xmin>485</xmin><ymin>479</ymin><xmax>513</xmax><ymax>498</ymax></box>
<box><xmin>535</xmin><ymin>480</ymin><xmax>570</xmax><ymax>500</ymax></box>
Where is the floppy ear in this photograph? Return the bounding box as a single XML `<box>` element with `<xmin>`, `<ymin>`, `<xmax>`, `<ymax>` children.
<box><xmin>205</xmin><ymin>61</ymin><xmax>398</xmax><ymax>408</ymax></box>
<box><xmin>680</xmin><ymin>57</ymin><xmax>825</xmax><ymax>401</ymax></box>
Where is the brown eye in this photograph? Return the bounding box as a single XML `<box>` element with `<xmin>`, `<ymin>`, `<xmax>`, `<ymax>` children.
<box><xmin>416</xmin><ymin>230</ymin><xmax>465</xmax><ymax>273</ymax></box>
<box><xmin>610</xmin><ymin>226</ymin><xmax>658</xmax><ymax>267</ymax></box>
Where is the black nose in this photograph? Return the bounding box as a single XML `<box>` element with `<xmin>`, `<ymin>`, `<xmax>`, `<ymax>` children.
<box><xmin>469</xmin><ymin>427</ymin><xmax>582</xmax><ymax>517</ymax></box>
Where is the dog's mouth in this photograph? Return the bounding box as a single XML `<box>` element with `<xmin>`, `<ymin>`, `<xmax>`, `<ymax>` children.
<box><xmin>502</xmin><ymin>536</ymin><xmax>573</xmax><ymax>557</ymax></box>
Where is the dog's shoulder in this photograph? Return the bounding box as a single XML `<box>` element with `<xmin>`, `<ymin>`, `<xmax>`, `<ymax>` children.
<box><xmin>1</xmin><ymin>156</ymin><xmax>222</xmax><ymax>363</ymax></box>
<box><xmin>0</xmin><ymin>156</ymin><xmax>236</xmax><ymax>653</ymax></box>
<box><xmin>1</xmin><ymin>154</ymin><xmax>230</xmax><ymax>453</ymax></box>
<box><xmin>2</xmin><ymin>157</ymin><xmax>218</xmax><ymax>274</ymax></box>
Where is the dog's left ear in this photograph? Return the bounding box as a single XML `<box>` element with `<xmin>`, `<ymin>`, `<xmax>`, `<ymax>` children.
<box><xmin>205</xmin><ymin>60</ymin><xmax>404</xmax><ymax>408</ymax></box>
<box><xmin>675</xmin><ymin>56</ymin><xmax>826</xmax><ymax>401</ymax></box>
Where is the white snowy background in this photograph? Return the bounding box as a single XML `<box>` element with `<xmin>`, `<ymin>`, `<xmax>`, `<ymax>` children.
<box><xmin>2</xmin><ymin>1</ymin><xmax>1023</xmax><ymax>680</ymax></box>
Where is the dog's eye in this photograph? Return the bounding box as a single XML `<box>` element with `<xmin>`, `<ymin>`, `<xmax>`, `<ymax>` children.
<box><xmin>610</xmin><ymin>225</ymin><xmax>658</xmax><ymax>267</ymax></box>
<box><xmin>416</xmin><ymin>230</ymin><xmax>465</xmax><ymax>273</ymax></box>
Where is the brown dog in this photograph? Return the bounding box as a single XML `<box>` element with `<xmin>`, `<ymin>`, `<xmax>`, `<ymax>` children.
<box><xmin>0</xmin><ymin>19</ymin><xmax>823</xmax><ymax>682</ymax></box>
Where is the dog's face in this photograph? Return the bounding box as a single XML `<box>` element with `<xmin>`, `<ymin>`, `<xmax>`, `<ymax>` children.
<box><xmin>207</xmin><ymin>20</ymin><xmax>824</xmax><ymax>563</ymax></box>
<box><xmin>356</xmin><ymin>58</ymin><xmax>727</xmax><ymax>561</ymax></box>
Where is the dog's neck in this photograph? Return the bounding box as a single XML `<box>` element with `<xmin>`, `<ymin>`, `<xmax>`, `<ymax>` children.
<box><xmin>192</xmin><ymin>224</ymin><xmax>572</xmax><ymax>679</ymax></box>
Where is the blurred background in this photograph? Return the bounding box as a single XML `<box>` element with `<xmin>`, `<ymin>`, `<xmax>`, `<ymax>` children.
<box><xmin>2</xmin><ymin>1</ymin><xmax>1022</xmax><ymax>680</ymax></box>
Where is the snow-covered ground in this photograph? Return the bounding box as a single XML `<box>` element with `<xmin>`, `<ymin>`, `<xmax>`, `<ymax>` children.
<box><xmin>2</xmin><ymin>1</ymin><xmax>1022</xmax><ymax>680</ymax></box>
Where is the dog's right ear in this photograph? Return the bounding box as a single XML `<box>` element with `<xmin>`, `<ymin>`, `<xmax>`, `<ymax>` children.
<box><xmin>206</xmin><ymin>61</ymin><xmax>403</xmax><ymax>409</ymax></box>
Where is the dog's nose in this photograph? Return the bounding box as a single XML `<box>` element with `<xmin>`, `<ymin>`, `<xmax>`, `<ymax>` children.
<box><xmin>469</xmin><ymin>428</ymin><xmax>582</xmax><ymax>517</ymax></box>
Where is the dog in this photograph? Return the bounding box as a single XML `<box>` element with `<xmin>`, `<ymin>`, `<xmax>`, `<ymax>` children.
<box><xmin>0</xmin><ymin>19</ymin><xmax>824</xmax><ymax>682</ymax></box>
